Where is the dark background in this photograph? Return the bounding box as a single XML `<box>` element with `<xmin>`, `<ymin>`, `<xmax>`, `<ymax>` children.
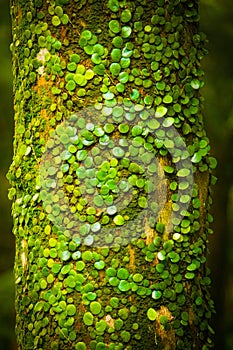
<box><xmin>0</xmin><ymin>0</ymin><xmax>232</xmax><ymax>349</ymax></box>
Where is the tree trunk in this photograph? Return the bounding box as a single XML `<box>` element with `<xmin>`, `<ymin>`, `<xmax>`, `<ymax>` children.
<box><xmin>8</xmin><ymin>0</ymin><xmax>216</xmax><ymax>349</ymax></box>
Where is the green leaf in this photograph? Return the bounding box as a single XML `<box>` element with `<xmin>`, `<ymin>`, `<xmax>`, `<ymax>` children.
<box><xmin>82</xmin><ymin>251</ymin><xmax>93</xmax><ymax>261</ymax></box>
<box><xmin>96</xmin><ymin>342</ymin><xmax>108</xmax><ymax>350</ymax></box>
<box><xmin>175</xmin><ymin>283</ymin><xmax>183</xmax><ymax>294</ymax></box>
<box><xmin>156</xmin><ymin>81</ymin><xmax>166</xmax><ymax>90</ymax></box>
<box><xmin>112</xmin><ymin>35</ymin><xmax>124</xmax><ymax>48</ymax></box>
<box><xmin>90</xmin><ymin>301</ymin><xmax>102</xmax><ymax>315</ymax></box>
<box><xmin>208</xmin><ymin>156</ymin><xmax>217</xmax><ymax>169</ymax></box>
<box><xmin>74</xmin><ymin>74</ymin><xmax>87</xmax><ymax>86</ymax></box>
<box><xmin>181</xmin><ymin>311</ymin><xmax>189</xmax><ymax>321</ymax></box>
<box><xmin>109</xmin><ymin>20</ymin><xmax>121</xmax><ymax>33</ymax></box>
<box><xmin>147</xmin><ymin>308</ymin><xmax>157</xmax><ymax>321</ymax></box>
<box><xmin>155</xmin><ymin>262</ymin><xmax>164</xmax><ymax>274</ymax></box>
<box><xmin>67</xmin><ymin>304</ymin><xmax>76</xmax><ymax>316</ymax></box>
<box><xmin>61</xmin><ymin>251</ymin><xmax>71</xmax><ymax>261</ymax></box>
<box><xmin>75</xmin><ymin>342</ymin><xmax>87</xmax><ymax>350</ymax></box>
<box><xmin>94</xmin><ymin>261</ymin><xmax>105</xmax><ymax>270</ymax></box>
<box><xmin>187</xmin><ymin>263</ymin><xmax>198</xmax><ymax>271</ymax></box>
<box><xmin>191</xmin><ymin>79</ymin><xmax>200</xmax><ymax>89</ymax></box>
<box><xmin>66</xmin><ymin>80</ymin><xmax>76</xmax><ymax>91</ymax></box>
<box><xmin>117</xmin><ymin>268</ymin><xmax>129</xmax><ymax>280</ymax></box>
<box><xmin>120</xmin><ymin>330</ymin><xmax>131</xmax><ymax>343</ymax></box>
<box><xmin>195</xmin><ymin>296</ymin><xmax>203</xmax><ymax>305</ymax></box>
<box><xmin>106</xmin><ymin>267</ymin><xmax>116</xmax><ymax>277</ymax></box>
<box><xmin>156</xmin><ymin>222</ymin><xmax>165</xmax><ymax>234</ymax></box>
<box><xmin>121</xmin><ymin>9</ymin><xmax>132</xmax><ymax>23</ymax></box>
<box><xmin>132</xmin><ymin>273</ymin><xmax>143</xmax><ymax>283</ymax></box>
<box><xmin>34</xmin><ymin>301</ymin><xmax>44</xmax><ymax>312</ymax></box>
<box><xmin>113</xmin><ymin>215</ymin><xmax>125</xmax><ymax>226</ymax></box>
<box><xmin>109</xmin><ymin>277</ymin><xmax>120</xmax><ymax>286</ymax></box>
<box><xmin>121</xmin><ymin>26</ymin><xmax>132</xmax><ymax>38</ymax></box>
<box><xmin>118</xmin><ymin>123</ymin><xmax>129</xmax><ymax>133</ymax></box>
<box><xmin>168</xmin><ymin>252</ymin><xmax>180</xmax><ymax>263</ymax></box>
<box><xmin>83</xmin><ymin>312</ymin><xmax>94</xmax><ymax>326</ymax></box>
<box><xmin>112</xmin><ymin>146</ymin><xmax>125</xmax><ymax>158</ymax></box>
<box><xmin>191</xmin><ymin>152</ymin><xmax>202</xmax><ymax>163</ymax></box>
<box><xmin>177</xmin><ymin>168</ymin><xmax>190</xmax><ymax>177</ymax></box>
<box><xmin>76</xmin><ymin>261</ymin><xmax>85</xmax><ymax>271</ymax></box>
<box><xmin>138</xmin><ymin>196</ymin><xmax>147</xmax><ymax>208</ymax></box>
<box><xmin>185</xmin><ymin>272</ymin><xmax>195</xmax><ymax>279</ymax></box>
<box><xmin>163</xmin><ymin>95</ymin><xmax>173</xmax><ymax>104</ymax></box>
<box><xmin>164</xmin><ymin>165</ymin><xmax>174</xmax><ymax>174</ymax></box>
<box><xmin>96</xmin><ymin>320</ymin><xmax>107</xmax><ymax>333</ymax></box>
<box><xmin>152</xmin><ymin>290</ymin><xmax>162</xmax><ymax>300</ymax></box>
<box><xmin>110</xmin><ymin>297</ymin><xmax>119</xmax><ymax>308</ymax></box>
<box><xmin>163</xmin><ymin>117</ymin><xmax>174</xmax><ymax>127</ymax></box>
<box><xmin>157</xmin><ymin>251</ymin><xmax>166</xmax><ymax>261</ymax></box>
<box><xmin>155</xmin><ymin>106</ymin><xmax>168</xmax><ymax>118</ymax></box>
<box><xmin>118</xmin><ymin>280</ymin><xmax>130</xmax><ymax>292</ymax></box>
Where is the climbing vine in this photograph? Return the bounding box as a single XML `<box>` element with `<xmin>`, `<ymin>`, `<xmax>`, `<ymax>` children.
<box><xmin>8</xmin><ymin>0</ymin><xmax>216</xmax><ymax>349</ymax></box>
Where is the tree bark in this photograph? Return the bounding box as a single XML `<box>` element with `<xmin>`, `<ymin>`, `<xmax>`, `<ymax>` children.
<box><xmin>8</xmin><ymin>0</ymin><xmax>216</xmax><ymax>349</ymax></box>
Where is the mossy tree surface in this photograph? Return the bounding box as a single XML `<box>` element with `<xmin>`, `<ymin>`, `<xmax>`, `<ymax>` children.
<box><xmin>9</xmin><ymin>0</ymin><xmax>216</xmax><ymax>349</ymax></box>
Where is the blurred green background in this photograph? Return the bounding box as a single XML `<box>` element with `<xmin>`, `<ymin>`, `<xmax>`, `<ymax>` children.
<box><xmin>0</xmin><ymin>0</ymin><xmax>232</xmax><ymax>349</ymax></box>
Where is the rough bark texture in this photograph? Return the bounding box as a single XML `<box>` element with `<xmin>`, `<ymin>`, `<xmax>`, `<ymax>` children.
<box><xmin>8</xmin><ymin>0</ymin><xmax>216</xmax><ymax>349</ymax></box>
